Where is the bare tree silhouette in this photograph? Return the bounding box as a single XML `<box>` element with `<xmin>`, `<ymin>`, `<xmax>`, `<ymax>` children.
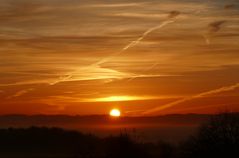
<box><xmin>178</xmin><ymin>113</ymin><xmax>239</xmax><ymax>158</ymax></box>
<box><xmin>0</xmin><ymin>113</ymin><xmax>238</xmax><ymax>158</ymax></box>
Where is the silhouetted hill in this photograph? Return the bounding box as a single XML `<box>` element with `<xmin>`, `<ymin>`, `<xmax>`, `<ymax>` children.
<box><xmin>0</xmin><ymin>113</ymin><xmax>238</xmax><ymax>158</ymax></box>
<box><xmin>1</xmin><ymin>113</ymin><xmax>238</xmax><ymax>143</ymax></box>
<box><xmin>178</xmin><ymin>112</ymin><xmax>239</xmax><ymax>158</ymax></box>
<box><xmin>0</xmin><ymin>127</ymin><xmax>151</xmax><ymax>158</ymax></box>
<box><xmin>0</xmin><ymin>127</ymin><xmax>101</xmax><ymax>157</ymax></box>
<box><xmin>0</xmin><ymin>113</ymin><xmax>212</xmax><ymax>127</ymax></box>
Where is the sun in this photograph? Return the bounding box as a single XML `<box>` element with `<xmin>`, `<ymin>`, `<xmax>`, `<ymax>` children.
<box><xmin>109</xmin><ymin>109</ymin><xmax>121</xmax><ymax>117</ymax></box>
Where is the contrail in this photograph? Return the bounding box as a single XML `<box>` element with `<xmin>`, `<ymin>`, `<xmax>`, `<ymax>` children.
<box><xmin>142</xmin><ymin>82</ymin><xmax>239</xmax><ymax>115</ymax></box>
<box><xmin>122</xmin><ymin>20</ymin><xmax>174</xmax><ymax>51</ymax></box>
<box><xmin>121</xmin><ymin>11</ymin><xmax>180</xmax><ymax>82</ymax></box>
<box><xmin>126</xmin><ymin>63</ymin><xmax>159</xmax><ymax>82</ymax></box>
<box><xmin>50</xmin><ymin>11</ymin><xmax>181</xmax><ymax>85</ymax></box>
<box><xmin>96</xmin><ymin>11</ymin><xmax>180</xmax><ymax>66</ymax></box>
<box><xmin>49</xmin><ymin>74</ymin><xmax>73</xmax><ymax>85</ymax></box>
<box><xmin>122</xmin><ymin>11</ymin><xmax>180</xmax><ymax>52</ymax></box>
<box><xmin>7</xmin><ymin>88</ymin><xmax>34</xmax><ymax>99</ymax></box>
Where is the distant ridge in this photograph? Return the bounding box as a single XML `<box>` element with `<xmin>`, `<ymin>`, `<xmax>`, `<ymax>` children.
<box><xmin>1</xmin><ymin>113</ymin><xmax>238</xmax><ymax>143</ymax></box>
<box><xmin>0</xmin><ymin>113</ymin><xmax>218</xmax><ymax>127</ymax></box>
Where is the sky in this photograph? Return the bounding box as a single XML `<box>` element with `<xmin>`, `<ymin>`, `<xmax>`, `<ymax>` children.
<box><xmin>0</xmin><ymin>0</ymin><xmax>239</xmax><ymax>116</ymax></box>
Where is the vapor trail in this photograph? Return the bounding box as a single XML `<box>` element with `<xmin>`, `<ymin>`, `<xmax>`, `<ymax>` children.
<box><xmin>126</xmin><ymin>63</ymin><xmax>159</xmax><ymax>82</ymax></box>
<box><xmin>120</xmin><ymin>11</ymin><xmax>180</xmax><ymax>82</ymax></box>
<box><xmin>122</xmin><ymin>11</ymin><xmax>180</xmax><ymax>52</ymax></box>
<box><xmin>96</xmin><ymin>11</ymin><xmax>181</xmax><ymax>66</ymax></box>
<box><xmin>122</xmin><ymin>20</ymin><xmax>174</xmax><ymax>51</ymax></box>
<box><xmin>50</xmin><ymin>11</ymin><xmax>180</xmax><ymax>85</ymax></box>
<box><xmin>142</xmin><ymin>83</ymin><xmax>239</xmax><ymax>115</ymax></box>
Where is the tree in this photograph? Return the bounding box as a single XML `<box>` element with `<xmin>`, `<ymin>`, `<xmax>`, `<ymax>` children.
<box><xmin>178</xmin><ymin>113</ymin><xmax>239</xmax><ymax>158</ymax></box>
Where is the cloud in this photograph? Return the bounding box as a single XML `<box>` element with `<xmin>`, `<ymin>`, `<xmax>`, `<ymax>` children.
<box><xmin>109</xmin><ymin>13</ymin><xmax>166</xmax><ymax>19</ymax></box>
<box><xmin>224</xmin><ymin>4</ymin><xmax>236</xmax><ymax>10</ymax></box>
<box><xmin>143</xmin><ymin>83</ymin><xmax>239</xmax><ymax>115</ymax></box>
<box><xmin>121</xmin><ymin>11</ymin><xmax>180</xmax><ymax>52</ymax></box>
<box><xmin>117</xmin><ymin>11</ymin><xmax>181</xmax><ymax>82</ymax></box>
<box><xmin>84</xmin><ymin>3</ymin><xmax>146</xmax><ymax>8</ymax></box>
<box><xmin>121</xmin><ymin>21</ymin><xmax>174</xmax><ymax>51</ymax></box>
<box><xmin>0</xmin><ymin>0</ymin><xmax>239</xmax><ymax>115</ymax></box>
<box><xmin>7</xmin><ymin>88</ymin><xmax>34</xmax><ymax>99</ymax></box>
<box><xmin>0</xmin><ymin>1</ymin><xmax>50</xmax><ymax>22</ymax></box>
<box><xmin>49</xmin><ymin>74</ymin><xmax>73</xmax><ymax>85</ymax></box>
<box><xmin>168</xmin><ymin>11</ymin><xmax>180</xmax><ymax>18</ymax></box>
<box><xmin>84</xmin><ymin>95</ymin><xmax>158</xmax><ymax>102</ymax></box>
<box><xmin>204</xmin><ymin>20</ymin><xmax>227</xmax><ymax>44</ymax></box>
<box><xmin>48</xmin><ymin>65</ymin><xmax>134</xmax><ymax>85</ymax></box>
<box><xmin>47</xmin><ymin>10</ymin><xmax>181</xmax><ymax>85</ymax></box>
<box><xmin>208</xmin><ymin>21</ymin><xmax>227</xmax><ymax>33</ymax></box>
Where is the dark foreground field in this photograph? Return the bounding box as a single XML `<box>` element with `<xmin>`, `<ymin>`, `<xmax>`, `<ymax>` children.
<box><xmin>0</xmin><ymin>114</ymin><xmax>211</xmax><ymax>143</ymax></box>
<box><xmin>0</xmin><ymin>113</ymin><xmax>238</xmax><ymax>158</ymax></box>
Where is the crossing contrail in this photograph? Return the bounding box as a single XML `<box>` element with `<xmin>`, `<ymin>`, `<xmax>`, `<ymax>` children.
<box><xmin>50</xmin><ymin>11</ymin><xmax>181</xmax><ymax>85</ymax></box>
<box><xmin>95</xmin><ymin>11</ymin><xmax>181</xmax><ymax>66</ymax></box>
<box><xmin>123</xmin><ymin>11</ymin><xmax>180</xmax><ymax>82</ymax></box>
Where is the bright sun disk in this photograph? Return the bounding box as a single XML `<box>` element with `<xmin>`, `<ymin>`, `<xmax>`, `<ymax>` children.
<box><xmin>110</xmin><ymin>109</ymin><xmax>121</xmax><ymax>117</ymax></box>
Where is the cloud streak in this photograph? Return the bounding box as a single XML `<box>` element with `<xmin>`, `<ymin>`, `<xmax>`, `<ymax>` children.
<box><xmin>224</xmin><ymin>4</ymin><xmax>236</xmax><ymax>10</ymax></box>
<box><xmin>7</xmin><ymin>88</ymin><xmax>34</xmax><ymax>99</ymax></box>
<box><xmin>122</xmin><ymin>11</ymin><xmax>180</xmax><ymax>51</ymax></box>
<box><xmin>121</xmin><ymin>11</ymin><xmax>181</xmax><ymax>82</ymax></box>
<box><xmin>143</xmin><ymin>82</ymin><xmax>239</xmax><ymax>115</ymax></box>
<box><xmin>49</xmin><ymin>11</ymin><xmax>181</xmax><ymax>85</ymax></box>
<box><xmin>204</xmin><ymin>20</ymin><xmax>227</xmax><ymax>44</ymax></box>
<box><xmin>85</xmin><ymin>2</ymin><xmax>147</xmax><ymax>8</ymax></box>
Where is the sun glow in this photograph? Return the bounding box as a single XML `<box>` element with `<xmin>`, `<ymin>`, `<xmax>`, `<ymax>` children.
<box><xmin>90</xmin><ymin>96</ymin><xmax>155</xmax><ymax>102</ymax></box>
<box><xmin>103</xmin><ymin>96</ymin><xmax>133</xmax><ymax>102</ymax></box>
<box><xmin>110</xmin><ymin>109</ymin><xmax>121</xmax><ymax>117</ymax></box>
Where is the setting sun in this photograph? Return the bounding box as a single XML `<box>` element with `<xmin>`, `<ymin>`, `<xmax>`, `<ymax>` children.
<box><xmin>109</xmin><ymin>109</ymin><xmax>121</xmax><ymax>117</ymax></box>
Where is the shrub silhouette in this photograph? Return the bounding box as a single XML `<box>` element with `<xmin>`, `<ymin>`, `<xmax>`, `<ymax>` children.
<box><xmin>104</xmin><ymin>133</ymin><xmax>150</xmax><ymax>158</ymax></box>
<box><xmin>0</xmin><ymin>113</ymin><xmax>238</xmax><ymax>158</ymax></box>
<box><xmin>0</xmin><ymin>127</ymin><xmax>151</xmax><ymax>158</ymax></box>
<box><xmin>144</xmin><ymin>141</ymin><xmax>175</xmax><ymax>158</ymax></box>
<box><xmin>178</xmin><ymin>113</ymin><xmax>239</xmax><ymax>158</ymax></box>
<box><xmin>0</xmin><ymin>127</ymin><xmax>102</xmax><ymax>157</ymax></box>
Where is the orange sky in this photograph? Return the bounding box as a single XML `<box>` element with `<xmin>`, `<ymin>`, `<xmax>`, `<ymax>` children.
<box><xmin>0</xmin><ymin>0</ymin><xmax>239</xmax><ymax>116</ymax></box>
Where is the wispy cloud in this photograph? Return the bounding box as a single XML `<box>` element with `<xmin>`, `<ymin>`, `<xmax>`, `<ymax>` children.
<box><xmin>84</xmin><ymin>95</ymin><xmax>158</xmax><ymax>102</ymax></box>
<box><xmin>92</xmin><ymin>10</ymin><xmax>181</xmax><ymax>67</ymax></box>
<box><xmin>0</xmin><ymin>0</ymin><xmax>239</xmax><ymax>115</ymax></box>
<box><xmin>84</xmin><ymin>2</ymin><xmax>147</xmax><ymax>8</ymax></box>
<box><xmin>122</xmin><ymin>11</ymin><xmax>181</xmax><ymax>51</ymax></box>
<box><xmin>49</xmin><ymin>65</ymin><xmax>134</xmax><ymax>85</ymax></box>
<box><xmin>224</xmin><ymin>4</ymin><xmax>236</xmax><ymax>10</ymax></box>
<box><xmin>143</xmin><ymin>83</ymin><xmax>239</xmax><ymax>115</ymax></box>
<box><xmin>48</xmin><ymin>10</ymin><xmax>181</xmax><ymax>85</ymax></box>
<box><xmin>7</xmin><ymin>88</ymin><xmax>34</xmax><ymax>99</ymax></box>
<box><xmin>118</xmin><ymin>11</ymin><xmax>181</xmax><ymax>82</ymax></box>
<box><xmin>168</xmin><ymin>11</ymin><xmax>180</xmax><ymax>18</ymax></box>
<box><xmin>204</xmin><ymin>20</ymin><xmax>227</xmax><ymax>44</ymax></box>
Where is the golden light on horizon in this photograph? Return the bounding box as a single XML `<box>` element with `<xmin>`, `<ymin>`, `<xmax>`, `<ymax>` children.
<box><xmin>81</xmin><ymin>96</ymin><xmax>135</xmax><ymax>103</ymax></box>
<box><xmin>109</xmin><ymin>109</ymin><xmax>121</xmax><ymax>117</ymax></box>
<box><xmin>103</xmin><ymin>96</ymin><xmax>133</xmax><ymax>102</ymax></box>
<box><xmin>88</xmin><ymin>96</ymin><xmax>157</xmax><ymax>102</ymax></box>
